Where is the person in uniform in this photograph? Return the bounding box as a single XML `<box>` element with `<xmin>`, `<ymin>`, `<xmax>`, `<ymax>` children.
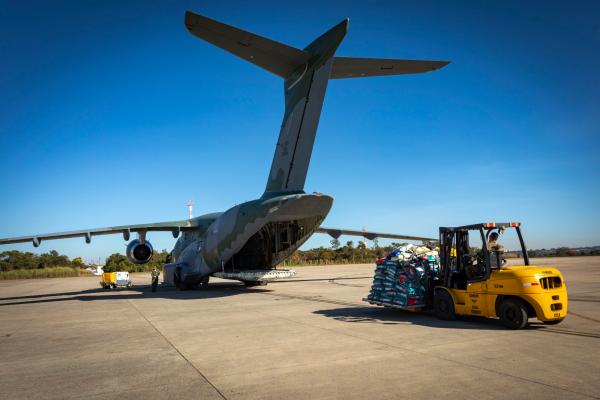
<box><xmin>150</xmin><ymin>267</ymin><xmax>160</xmax><ymax>292</ymax></box>
<box><xmin>487</xmin><ymin>232</ymin><xmax>504</xmax><ymax>251</ymax></box>
<box><xmin>487</xmin><ymin>232</ymin><xmax>505</xmax><ymax>269</ymax></box>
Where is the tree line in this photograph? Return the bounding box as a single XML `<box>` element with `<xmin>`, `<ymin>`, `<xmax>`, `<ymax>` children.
<box><xmin>281</xmin><ymin>239</ymin><xmax>400</xmax><ymax>266</ymax></box>
<box><xmin>0</xmin><ymin>250</ymin><xmax>84</xmax><ymax>272</ymax></box>
<box><xmin>2</xmin><ymin>242</ymin><xmax>599</xmax><ymax>273</ymax></box>
<box><xmin>103</xmin><ymin>250</ymin><xmax>171</xmax><ymax>273</ymax></box>
<box><xmin>527</xmin><ymin>247</ymin><xmax>600</xmax><ymax>257</ymax></box>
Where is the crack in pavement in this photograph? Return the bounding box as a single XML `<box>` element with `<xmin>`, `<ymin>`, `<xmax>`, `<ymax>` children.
<box><xmin>568</xmin><ymin>311</ymin><xmax>600</xmax><ymax>324</ymax></box>
<box><xmin>247</xmin><ymin>294</ymin><xmax>600</xmax><ymax>399</ymax></box>
<box><xmin>126</xmin><ymin>299</ymin><xmax>228</xmax><ymax>400</ymax></box>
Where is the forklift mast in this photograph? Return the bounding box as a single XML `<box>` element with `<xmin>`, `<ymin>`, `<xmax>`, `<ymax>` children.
<box><xmin>439</xmin><ymin>227</ymin><xmax>490</xmax><ymax>288</ymax></box>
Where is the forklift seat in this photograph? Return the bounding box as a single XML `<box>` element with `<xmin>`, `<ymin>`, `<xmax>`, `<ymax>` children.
<box><xmin>450</xmin><ymin>270</ymin><xmax>467</xmax><ymax>290</ymax></box>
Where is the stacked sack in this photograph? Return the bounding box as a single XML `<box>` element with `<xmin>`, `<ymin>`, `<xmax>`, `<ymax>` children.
<box><xmin>367</xmin><ymin>245</ymin><xmax>440</xmax><ymax>307</ymax></box>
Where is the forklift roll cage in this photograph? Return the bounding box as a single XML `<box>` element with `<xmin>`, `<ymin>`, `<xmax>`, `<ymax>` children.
<box><xmin>438</xmin><ymin>222</ymin><xmax>530</xmax><ymax>289</ymax></box>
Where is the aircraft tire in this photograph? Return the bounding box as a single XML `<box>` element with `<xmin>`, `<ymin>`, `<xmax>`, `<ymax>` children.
<box><xmin>174</xmin><ymin>267</ymin><xmax>184</xmax><ymax>290</ymax></box>
<box><xmin>199</xmin><ymin>275</ymin><xmax>210</xmax><ymax>288</ymax></box>
<box><xmin>243</xmin><ymin>281</ymin><xmax>267</xmax><ymax>287</ymax></box>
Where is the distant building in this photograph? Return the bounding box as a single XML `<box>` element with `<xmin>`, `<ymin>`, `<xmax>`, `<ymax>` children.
<box><xmin>87</xmin><ymin>264</ymin><xmax>104</xmax><ymax>276</ymax></box>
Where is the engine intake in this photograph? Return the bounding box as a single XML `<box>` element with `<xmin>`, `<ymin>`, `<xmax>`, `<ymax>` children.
<box><xmin>126</xmin><ymin>239</ymin><xmax>154</xmax><ymax>264</ymax></box>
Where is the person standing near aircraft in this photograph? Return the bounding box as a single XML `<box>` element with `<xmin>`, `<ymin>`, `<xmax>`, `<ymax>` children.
<box><xmin>151</xmin><ymin>267</ymin><xmax>160</xmax><ymax>292</ymax></box>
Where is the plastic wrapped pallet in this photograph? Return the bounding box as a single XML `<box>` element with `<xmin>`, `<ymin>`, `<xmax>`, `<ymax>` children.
<box><xmin>366</xmin><ymin>246</ymin><xmax>439</xmax><ymax>307</ymax></box>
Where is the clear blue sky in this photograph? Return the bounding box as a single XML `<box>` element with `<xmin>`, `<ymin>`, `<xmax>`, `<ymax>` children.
<box><xmin>1</xmin><ymin>0</ymin><xmax>599</xmax><ymax>262</ymax></box>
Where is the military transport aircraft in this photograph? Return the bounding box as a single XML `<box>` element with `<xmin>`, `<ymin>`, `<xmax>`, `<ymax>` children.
<box><xmin>0</xmin><ymin>11</ymin><xmax>448</xmax><ymax>288</ymax></box>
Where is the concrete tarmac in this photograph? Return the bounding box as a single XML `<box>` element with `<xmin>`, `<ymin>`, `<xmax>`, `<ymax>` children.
<box><xmin>1</xmin><ymin>257</ymin><xmax>599</xmax><ymax>400</ymax></box>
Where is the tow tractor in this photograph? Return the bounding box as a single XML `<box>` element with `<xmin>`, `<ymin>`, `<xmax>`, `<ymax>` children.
<box><xmin>367</xmin><ymin>222</ymin><xmax>568</xmax><ymax>329</ymax></box>
<box><xmin>100</xmin><ymin>271</ymin><xmax>132</xmax><ymax>289</ymax></box>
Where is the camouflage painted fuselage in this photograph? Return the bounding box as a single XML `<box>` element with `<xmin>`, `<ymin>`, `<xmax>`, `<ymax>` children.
<box><xmin>0</xmin><ymin>12</ymin><xmax>447</xmax><ymax>275</ymax></box>
<box><xmin>169</xmin><ymin>15</ymin><xmax>348</xmax><ymax>286</ymax></box>
<box><xmin>170</xmin><ymin>192</ymin><xmax>332</xmax><ymax>285</ymax></box>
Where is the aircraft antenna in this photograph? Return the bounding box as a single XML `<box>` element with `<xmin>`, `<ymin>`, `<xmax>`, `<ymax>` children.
<box><xmin>362</xmin><ymin>226</ymin><xmax>369</xmax><ymax>246</ymax></box>
<box><xmin>186</xmin><ymin>200</ymin><xmax>194</xmax><ymax>220</ymax></box>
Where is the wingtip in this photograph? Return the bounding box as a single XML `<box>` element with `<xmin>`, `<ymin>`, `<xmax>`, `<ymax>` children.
<box><xmin>333</xmin><ymin>18</ymin><xmax>350</xmax><ymax>34</ymax></box>
<box><xmin>184</xmin><ymin>10</ymin><xmax>197</xmax><ymax>30</ymax></box>
<box><xmin>429</xmin><ymin>60</ymin><xmax>451</xmax><ymax>71</ymax></box>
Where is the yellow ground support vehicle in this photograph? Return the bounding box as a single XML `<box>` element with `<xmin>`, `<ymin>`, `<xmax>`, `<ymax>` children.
<box><xmin>432</xmin><ymin>222</ymin><xmax>567</xmax><ymax>329</ymax></box>
<box><xmin>100</xmin><ymin>271</ymin><xmax>132</xmax><ymax>289</ymax></box>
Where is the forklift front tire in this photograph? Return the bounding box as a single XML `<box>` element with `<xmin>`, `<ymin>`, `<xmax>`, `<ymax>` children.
<box><xmin>434</xmin><ymin>290</ymin><xmax>456</xmax><ymax>320</ymax></box>
<box><xmin>499</xmin><ymin>299</ymin><xmax>528</xmax><ymax>329</ymax></box>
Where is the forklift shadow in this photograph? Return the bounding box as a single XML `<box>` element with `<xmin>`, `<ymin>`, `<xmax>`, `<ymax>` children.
<box><xmin>314</xmin><ymin>306</ymin><xmax>508</xmax><ymax>330</ymax></box>
<box><xmin>0</xmin><ymin>282</ymin><xmax>272</xmax><ymax>307</ymax></box>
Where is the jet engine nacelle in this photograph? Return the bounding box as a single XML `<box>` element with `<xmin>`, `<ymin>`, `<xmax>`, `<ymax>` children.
<box><xmin>126</xmin><ymin>239</ymin><xmax>154</xmax><ymax>264</ymax></box>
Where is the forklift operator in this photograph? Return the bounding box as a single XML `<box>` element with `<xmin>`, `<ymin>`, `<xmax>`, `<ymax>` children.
<box><xmin>487</xmin><ymin>232</ymin><xmax>504</xmax><ymax>252</ymax></box>
<box><xmin>487</xmin><ymin>232</ymin><xmax>506</xmax><ymax>269</ymax></box>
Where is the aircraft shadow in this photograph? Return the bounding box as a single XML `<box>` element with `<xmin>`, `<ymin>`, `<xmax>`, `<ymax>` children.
<box><xmin>314</xmin><ymin>306</ymin><xmax>515</xmax><ymax>330</ymax></box>
<box><xmin>0</xmin><ymin>282</ymin><xmax>272</xmax><ymax>307</ymax></box>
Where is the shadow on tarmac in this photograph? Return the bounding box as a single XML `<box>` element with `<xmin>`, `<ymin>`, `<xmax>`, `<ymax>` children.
<box><xmin>0</xmin><ymin>284</ymin><xmax>571</xmax><ymax>334</ymax></box>
<box><xmin>314</xmin><ymin>306</ymin><xmax>518</xmax><ymax>330</ymax></box>
<box><xmin>314</xmin><ymin>306</ymin><xmax>571</xmax><ymax>332</ymax></box>
<box><xmin>0</xmin><ymin>282</ymin><xmax>271</xmax><ymax>307</ymax></box>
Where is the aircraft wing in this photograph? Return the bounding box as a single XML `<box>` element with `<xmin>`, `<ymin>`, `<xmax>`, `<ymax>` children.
<box><xmin>0</xmin><ymin>219</ymin><xmax>196</xmax><ymax>247</ymax></box>
<box><xmin>315</xmin><ymin>227</ymin><xmax>437</xmax><ymax>242</ymax></box>
<box><xmin>330</xmin><ymin>57</ymin><xmax>449</xmax><ymax>79</ymax></box>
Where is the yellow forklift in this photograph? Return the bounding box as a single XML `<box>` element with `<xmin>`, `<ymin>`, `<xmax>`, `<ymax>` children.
<box><xmin>432</xmin><ymin>222</ymin><xmax>567</xmax><ymax>329</ymax></box>
<box><xmin>429</xmin><ymin>222</ymin><xmax>567</xmax><ymax>329</ymax></box>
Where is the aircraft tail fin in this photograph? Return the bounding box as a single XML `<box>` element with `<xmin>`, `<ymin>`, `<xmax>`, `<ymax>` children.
<box><xmin>185</xmin><ymin>11</ymin><xmax>448</xmax><ymax>197</ymax></box>
<box><xmin>184</xmin><ymin>11</ymin><xmax>309</xmax><ymax>79</ymax></box>
<box><xmin>264</xmin><ymin>19</ymin><xmax>348</xmax><ymax>195</ymax></box>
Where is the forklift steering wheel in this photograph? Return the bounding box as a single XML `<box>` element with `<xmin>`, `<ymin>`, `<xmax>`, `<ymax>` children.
<box><xmin>461</xmin><ymin>254</ymin><xmax>475</xmax><ymax>266</ymax></box>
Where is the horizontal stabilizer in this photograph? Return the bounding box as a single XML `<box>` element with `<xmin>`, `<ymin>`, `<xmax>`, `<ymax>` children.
<box><xmin>330</xmin><ymin>57</ymin><xmax>449</xmax><ymax>79</ymax></box>
<box><xmin>185</xmin><ymin>11</ymin><xmax>309</xmax><ymax>78</ymax></box>
<box><xmin>316</xmin><ymin>227</ymin><xmax>437</xmax><ymax>242</ymax></box>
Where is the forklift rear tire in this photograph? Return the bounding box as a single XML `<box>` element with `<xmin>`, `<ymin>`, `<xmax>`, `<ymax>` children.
<box><xmin>499</xmin><ymin>299</ymin><xmax>529</xmax><ymax>329</ymax></box>
<box><xmin>434</xmin><ymin>290</ymin><xmax>456</xmax><ymax>320</ymax></box>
